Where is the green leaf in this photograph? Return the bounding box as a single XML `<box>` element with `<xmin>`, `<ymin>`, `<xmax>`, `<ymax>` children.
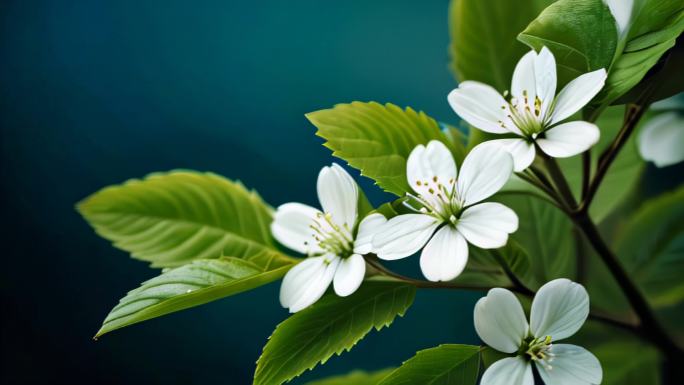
<box><xmin>519</xmin><ymin>0</ymin><xmax>618</xmax><ymax>87</ymax></box>
<box><xmin>308</xmin><ymin>102</ymin><xmax>460</xmax><ymax>196</ymax></box>
<box><xmin>304</xmin><ymin>369</ymin><xmax>394</xmax><ymax>385</ymax></box>
<box><xmin>78</xmin><ymin>170</ymin><xmax>277</xmax><ymax>268</ymax></box>
<box><xmin>494</xmin><ymin>195</ymin><xmax>577</xmax><ymax>282</ymax></box>
<box><xmin>573</xmin><ymin>321</ymin><xmax>662</xmax><ymax>385</ymax></box>
<box><xmin>449</xmin><ymin>0</ymin><xmax>554</xmax><ymax>91</ymax></box>
<box><xmin>96</xmin><ymin>254</ymin><xmax>294</xmax><ymax>337</ymax></box>
<box><xmin>598</xmin><ymin>0</ymin><xmax>684</xmax><ymax>105</ymax></box>
<box><xmin>378</xmin><ymin>344</ymin><xmax>480</xmax><ymax>385</ymax></box>
<box><xmin>615</xmin><ymin>186</ymin><xmax>684</xmax><ymax>307</ymax></box>
<box><xmin>254</xmin><ymin>281</ymin><xmax>416</xmax><ymax>385</ymax></box>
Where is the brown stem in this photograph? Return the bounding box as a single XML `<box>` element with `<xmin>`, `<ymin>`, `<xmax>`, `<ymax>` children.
<box><xmin>540</xmin><ymin>150</ymin><xmax>578</xmax><ymax>208</ymax></box>
<box><xmin>581</xmin><ymin>151</ymin><xmax>591</xmax><ymax>200</ymax></box>
<box><xmin>363</xmin><ymin>253</ymin><xmax>637</xmax><ymax>333</ymax></box>
<box><xmin>578</xmin><ymin>103</ymin><xmax>647</xmax><ymax>213</ymax></box>
<box><xmin>572</xmin><ymin>212</ymin><xmax>682</xmax><ymax>355</ymax></box>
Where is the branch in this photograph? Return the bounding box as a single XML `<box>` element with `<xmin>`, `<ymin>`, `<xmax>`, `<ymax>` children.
<box><xmin>578</xmin><ymin>103</ymin><xmax>648</xmax><ymax>213</ymax></box>
<box><xmin>363</xmin><ymin>253</ymin><xmax>638</xmax><ymax>334</ymax></box>
<box><xmin>581</xmin><ymin>151</ymin><xmax>591</xmax><ymax>200</ymax></box>
<box><xmin>539</xmin><ymin>150</ymin><xmax>578</xmax><ymax>208</ymax></box>
<box><xmin>573</xmin><ymin>212</ymin><xmax>682</xmax><ymax>355</ymax></box>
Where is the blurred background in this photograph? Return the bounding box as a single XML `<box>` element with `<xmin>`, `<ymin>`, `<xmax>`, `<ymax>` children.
<box><xmin>0</xmin><ymin>0</ymin><xmax>487</xmax><ymax>384</ymax></box>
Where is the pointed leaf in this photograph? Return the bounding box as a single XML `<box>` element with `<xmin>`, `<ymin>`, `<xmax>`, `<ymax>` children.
<box><xmin>449</xmin><ymin>0</ymin><xmax>554</xmax><ymax>91</ymax></box>
<box><xmin>518</xmin><ymin>0</ymin><xmax>618</xmax><ymax>87</ymax></box>
<box><xmin>308</xmin><ymin>102</ymin><xmax>460</xmax><ymax>196</ymax></box>
<box><xmin>304</xmin><ymin>369</ymin><xmax>394</xmax><ymax>385</ymax></box>
<box><xmin>378</xmin><ymin>344</ymin><xmax>481</xmax><ymax>385</ymax></box>
<box><xmin>78</xmin><ymin>170</ymin><xmax>276</xmax><ymax>268</ymax></box>
<box><xmin>96</xmin><ymin>254</ymin><xmax>295</xmax><ymax>337</ymax></box>
<box><xmin>254</xmin><ymin>281</ymin><xmax>416</xmax><ymax>385</ymax></box>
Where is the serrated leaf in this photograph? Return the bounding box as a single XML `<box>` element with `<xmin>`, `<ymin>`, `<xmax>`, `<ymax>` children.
<box><xmin>308</xmin><ymin>102</ymin><xmax>460</xmax><ymax>197</ymax></box>
<box><xmin>78</xmin><ymin>170</ymin><xmax>276</xmax><ymax>268</ymax></box>
<box><xmin>378</xmin><ymin>344</ymin><xmax>480</xmax><ymax>385</ymax></box>
<box><xmin>449</xmin><ymin>0</ymin><xmax>554</xmax><ymax>91</ymax></box>
<box><xmin>96</xmin><ymin>254</ymin><xmax>295</xmax><ymax>337</ymax></box>
<box><xmin>254</xmin><ymin>281</ymin><xmax>416</xmax><ymax>385</ymax></box>
<box><xmin>519</xmin><ymin>0</ymin><xmax>618</xmax><ymax>87</ymax></box>
<box><xmin>304</xmin><ymin>369</ymin><xmax>394</xmax><ymax>385</ymax></box>
<box><xmin>615</xmin><ymin>186</ymin><xmax>684</xmax><ymax>307</ymax></box>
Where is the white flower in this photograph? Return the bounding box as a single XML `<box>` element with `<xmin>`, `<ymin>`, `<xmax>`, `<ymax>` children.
<box><xmin>475</xmin><ymin>279</ymin><xmax>603</xmax><ymax>385</ymax></box>
<box><xmin>637</xmin><ymin>96</ymin><xmax>684</xmax><ymax>168</ymax></box>
<box><xmin>448</xmin><ymin>46</ymin><xmax>607</xmax><ymax>171</ymax></box>
<box><xmin>271</xmin><ymin>164</ymin><xmax>386</xmax><ymax>312</ymax></box>
<box><xmin>371</xmin><ymin>140</ymin><xmax>518</xmax><ymax>282</ymax></box>
<box><xmin>604</xmin><ymin>0</ymin><xmax>633</xmax><ymax>36</ymax></box>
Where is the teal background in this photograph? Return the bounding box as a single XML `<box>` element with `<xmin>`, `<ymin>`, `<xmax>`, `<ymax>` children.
<box><xmin>0</xmin><ymin>1</ymin><xmax>484</xmax><ymax>384</ymax></box>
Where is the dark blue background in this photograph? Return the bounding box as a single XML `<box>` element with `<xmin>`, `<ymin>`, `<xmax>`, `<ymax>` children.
<box><xmin>0</xmin><ymin>1</ymin><xmax>484</xmax><ymax>384</ymax></box>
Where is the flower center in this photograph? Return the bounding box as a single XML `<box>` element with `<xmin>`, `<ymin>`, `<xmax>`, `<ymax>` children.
<box><xmin>407</xmin><ymin>176</ymin><xmax>462</xmax><ymax>223</ymax></box>
<box><xmin>308</xmin><ymin>212</ymin><xmax>354</xmax><ymax>257</ymax></box>
<box><xmin>501</xmin><ymin>89</ymin><xmax>549</xmax><ymax>138</ymax></box>
<box><xmin>523</xmin><ymin>335</ymin><xmax>555</xmax><ymax>370</ymax></box>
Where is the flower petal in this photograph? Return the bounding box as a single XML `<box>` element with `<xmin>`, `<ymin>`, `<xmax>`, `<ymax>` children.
<box><xmin>512</xmin><ymin>50</ymin><xmax>537</xmax><ymax>103</ymax></box>
<box><xmin>530</xmin><ymin>278</ymin><xmax>589</xmax><ymax>341</ymax></box>
<box><xmin>448</xmin><ymin>81</ymin><xmax>513</xmax><ymax>134</ymax></box>
<box><xmin>407</xmin><ymin>140</ymin><xmax>457</xmax><ymax>199</ymax></box>
<box><xmin>333</xmin><ymin>254</ymin><xmax>366</xmax><ymax>297</ymax></box>
<box><xmin>457</xmin><ymin>202</ymin><xmax>519</xmax><ymax>249</ymax></box>
<box><xmin>638</xmin><ymin>112</ymin><xmax>684</xmax><ymax>167</ymax></box>
<box><xmin>419</xmin><ymin>226</ymin><xmax>468</xmax><ymax>282</ymax></box>
<box><xmin>476</xmin><ymin>138</ymin><xmax>536</xmax><ymax>172</ymax></box>
<box><xmin>605</xmin><ymin>0</ymin><xmax>633</xmax><ymax>36</ymax></box>
<box><xmin>457</xmin><ymin>143</ymin><xmax>514</xmax><ymax>206</ymax></box>
<box><xmin>280</xmin><ymin>255</ymin><xmax>340</xmax><ymax>312</ymax></box>
<box><xmin>537</xmin><ymin>121</ymin><xmax>600</xmax><ymax>158</ymax></box>
<box><xmin>535</xmin><ymin>47</ymin><xmax>557</xmax><ymax>119</ymax></box>
<box><xmin>353</xmin><ymin>213</ymin><xmax>387</xmax><ymax>254</ymax></box>
<box><xmin>536</xmin><ymin>344</ymin><xmax>603</xmax><ymax>385</ymax></box>
<box><xmin>550</xmin><ymin>69</ymin><xmax>607</xmax><ymax>124</ymax></box>
<box><xmin>271</xmin><ymin>202</ymin><xmax>322</xmax><ymax>255</ymax></box>
<box><xmin>372</xmin><ymin>214</ymin><xmax>440</xmax><ymax>260</ymax></box>
<box><xmin>474</xmin><ymin>288</ymin><xmax>529</xmax><ymax>353</ymax></box>
<box><xmin>317</xmin><ymin>163</ymin><xmax>358</xmax><ymax>229</ymax></box>
<box><xmin>481</xmin><ymin>357</ymin><xmax>534</xmax><ymax>385</ymax></box>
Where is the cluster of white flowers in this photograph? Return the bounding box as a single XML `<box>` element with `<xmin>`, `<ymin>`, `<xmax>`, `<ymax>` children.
<box><xmin>271</xmin><ymin>46</ymin><xmax>607</xmax><ymax>384</ymax></box>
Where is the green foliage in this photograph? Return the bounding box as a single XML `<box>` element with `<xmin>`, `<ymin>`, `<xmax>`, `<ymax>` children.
<box><xmin>519</xmin><ymin>0</ymin><xmax>617</xmax><ymax>87</ymax></box>
<box><xmin>561</xmin><ymin>106</ymin><xmax>645</xmax><ymax>222</ymax></box>
<box><xmin>77</xmin><ymin>170</ymin><xmax>277</xmax><ymax>268</ymax></box>
<box><xmin>304</xmin><ymin>369</ymin><xmax>394</xmax><ymax>385</ymax></box>
<box><xmin>96</xmin><ymin>254</ymin><xmax>294</xmax><ymax>337</ymax></box>
<box><xmin>308</xmin><ymin>102</ymin><xmax>461</xmax><ymax>196</ymax></box>
<box><xmin>378</xmin><ymin>344</ymin><xmax>480</xmax><ymax>385</ymax></box>
<box><xmin>615</xmin><ymin>186</ymin><xmax>684</xmax><ymax>307</ymax></box>
<box><xmin>254</xmin><ymin>281</ymin><xmax>416</xmax><ymax>385</ymax></box>
<box><xmin>599</xmin><ymin>0</ymin><xmax>684</xmax><ymax>105</ymax></box>
<box><xmin>494</xmin><ymin>195</ymin><xmax>577</xmax><ymax>282</ymax></box>
<box><xmin>457</xmin><ymin>240</ymin><xmax>538</xmax><ymax>291</ymax></box>
<box><xmin>449</xmin><ymin>0</ymin><xmax>554</xmax><ymax>91</ymax></box>
<box><xmin>574</xmin><ymin>322</ymin><xmax>662</xmax><ymax>385</ymax></box>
